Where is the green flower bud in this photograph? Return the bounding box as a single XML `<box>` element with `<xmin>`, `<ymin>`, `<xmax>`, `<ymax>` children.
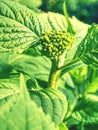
<box><xmin>40</xmin><ymin>30</ymin><xmax>76</xmax><ymax>60</ymax></box>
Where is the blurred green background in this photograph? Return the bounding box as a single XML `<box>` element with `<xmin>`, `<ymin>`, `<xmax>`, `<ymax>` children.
<box><xmin>12</xmin><ymin>0</ymin><xmax>98</xmax><ymax>24</ymax></box>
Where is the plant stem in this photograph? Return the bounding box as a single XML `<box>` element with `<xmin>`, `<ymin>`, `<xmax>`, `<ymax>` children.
<box><xmin>57</xmin><ymin>58</ymin><xmax>83</xmax><ymax>77</ymax></box>
<box><xmin>48</xmin><ymin>58</ymin><xmax>83</xmax><ymax>88</ymax></box>
<box><xmin>58</xmin><ymin>58</ymin><xmax>79</xmax><ymax>71</ymax></box>
<box><xmin>48</xmin><ymin>51</ymin><xmax>66</xmax><ymax>88</ymax></box>
<box><xmin>48</xmin><ymin>60</ymin><xmax>60</xmax><ymax>88</ymax></box>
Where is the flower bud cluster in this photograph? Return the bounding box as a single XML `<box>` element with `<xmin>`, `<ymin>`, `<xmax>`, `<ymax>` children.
<box><xmin>40</xmin><ymin>31</ymin><xmax>76</xmax><ymax>60</ymax></box>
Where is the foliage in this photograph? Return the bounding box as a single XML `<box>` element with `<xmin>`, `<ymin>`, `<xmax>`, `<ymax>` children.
<box><xmin>12</xmin><ymin>0</ymin><xmax>42</xmax><ymax>10</ymax></box>
<box><xmin>0</xmin><ymin>0</ymin><xmax>98</xmax><ymax>130</ymax></box>
<box><xmin>41</xmin><ymin>0</ymin><xmax>98</xmax><ymax>24</ymax></box>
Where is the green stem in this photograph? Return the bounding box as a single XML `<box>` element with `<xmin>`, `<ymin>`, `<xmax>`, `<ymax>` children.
<box><xmin>48</xmin><ymin>58</ymin><xmax>83</xmax><ymax>88</ymax></box>
<box><xmin>48</xmin><ymin>60</ymin><xmax>60</xmax><ymax>88</ymax></box>
<box><xmin>48</xmin><ymin>51</ymin><xmax>66</xmax><ymax>88</ymax></box>
<box><xmin>58</xmin><ymin>58</ymin><xmax>83</xmax><ymax>77</ymax></box>
<box><xmin>58</xmin><ymin>58</ymin><xmax>79</xmax><ymax>70</ymax></box>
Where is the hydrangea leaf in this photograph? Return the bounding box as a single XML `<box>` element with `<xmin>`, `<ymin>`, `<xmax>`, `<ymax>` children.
<box><xmin>74</xmin><ymin>24</ymin><xmax>98</xmax><ymax>69</ymax></box>
<box><xmin>30</xmin><ymin>88</ymin><xmax>68</xmax><ymax>125</ymax></box>
<box><xmin>72</xmin><ymin>94</ymin><xmax>98</xmax><ymax>124</ymax></box>
<box><xmin>0</xmin><ymin>74</ymin><xmax>56</xmax><ymax>130</ymax></box>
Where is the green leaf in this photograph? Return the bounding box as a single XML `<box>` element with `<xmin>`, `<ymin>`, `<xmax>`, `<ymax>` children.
<box><xmin>0</xmin><ymin>0</ymin><xmax>36</xmax><ymax>28</ymax></box>
<box><xmin>9</xmin><ymin>54</ymin><xmax>51</xmax><ymax>81</ymax></box>
<box><xmin>74</xmin><ymin>24</ymin><xmax>98</xmax><ymax>69</ymax></box>
<box><xmin>0</xmin><ymin>54</ymin><xmax>12</xmax><ymax>78</ymax></box>
<box><xmin>0</xmin><ymin>81</ymin><xmax>19</xmax><ymax>100</ymax></box>
<box><xmin>0</xmin><ymin>76</ymin><xmax>20</xmax><ymax>108</ymax></box>
<box><xmin>0</xmin><ymin>15</ymin><xmax>38</xmax><ymax>52</ymax></box>
<box><xmin>72</xmin><ymin>94</ymin><xmax>98</xmax><ymax>124</ymax></box>
<box><xmin>0</xmin><ymin>0</ymin><xmax>68</xmax><ymax>53</ymax></box>
<box><xmin>0</xmin><ymin>53</ymin><xmax>51</xmax><ymax>81</ymax></box>
<box><xmin>69</xmin><ymin>65</ymin><xmax>87</xmax><ymax>85</ymax></box>
<box><xmin>85</xmin><ymin>77</ymin><xmax>98</xmax><ymax>94</ymax></box>
<box><xmin>30</xmin><ymin>88</ymin><xmax>68</xmax><ymax>125</ymax></box>
<box><xmin>0</xmin><ymin>0</ymin><xmax>89</xmax><ymax>56</ymax></box>
<box><xmin>38</xmin><ymin>12</ymin><xmax>67</xmax><ymax>31</ymax></box>
<box><xmin>0</xmin><ymin>0</ymin><xmax>90</xmax><ymax>65</ymax></box>
<box><xmin>87</xmin><ymin>66</ymin><xmax>98</xmax><ymax>82</ymax></box>
<box><xmin>63</xmin><ymin>1</ymin><xmax>75</xmax><ymax>34</ymax></box>
<box><xmin>14</xmin><ymin>0</ymin><xmax>42</xmax><ymax>9</ymax></box>
<box><xmin>0</xmin><ymin>0</ymin><xmax>39</xmax><ymax>52</ymax></box>
<box><xmin>62</xmin><ymin>17</ymin><xmax>89</xmax><ymax>66</ymax></box>
<box><xmin>0</xmin><ymin>0</ymin><xmax>68</xmax><ymax>35</ymax></box>
<box><xmin>0</xmin><ymin>74</ymin><xmax>56</xmax><ymax>130</ymax></box>
<box><xmin>58</xmin><ymin>123</ymin><xmax>69</xmax><ymax>130</ymax></box>
<box><xmin>70</xmin><ymin>17</ymin><xmax>89</xmax><ymax>45</ymax></box>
